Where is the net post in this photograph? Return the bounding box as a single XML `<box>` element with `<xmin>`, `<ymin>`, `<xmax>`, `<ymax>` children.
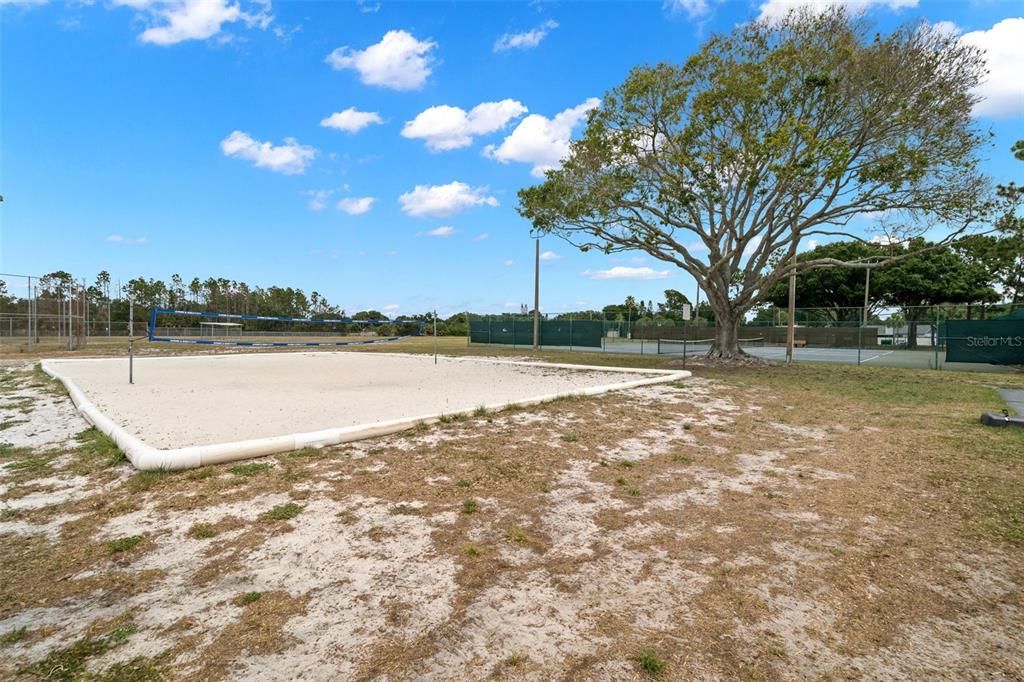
<box><xmin>857</xmin><ymin>314</ymin><xmax>862</xmax><ymax>365</ymax></box>
<box><xmin>433</xmin><ymin>310</ymin><xmax>438</xmax><ymax>365</ymax></box>
<box><xmin>128</xmin><ymin>296</ymin><xmax>134</xmax><ymax>385</ymax></box>
<box><xmin>934</xmin><ymin>307</ymin><xmax>940</xmax><ymax>371</ymax></box>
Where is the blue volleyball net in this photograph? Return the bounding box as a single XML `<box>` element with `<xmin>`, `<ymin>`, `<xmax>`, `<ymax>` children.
<box><xmin>146</xmin><ymin>308</ymin><xmax>423</xmax><ymax>348</ymax></box>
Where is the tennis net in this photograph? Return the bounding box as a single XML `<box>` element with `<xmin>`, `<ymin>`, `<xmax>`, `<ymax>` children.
<box><xmin>656</xmin><ymin>337</ymin><xmax>764</xmax><ymax>356</ymax></box>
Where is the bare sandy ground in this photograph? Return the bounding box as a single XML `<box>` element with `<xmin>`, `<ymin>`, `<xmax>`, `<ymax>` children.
<box><xmin>44</xmin><ymin>352</ymin><xmax>667</xmax><ymax>449</ymax></box>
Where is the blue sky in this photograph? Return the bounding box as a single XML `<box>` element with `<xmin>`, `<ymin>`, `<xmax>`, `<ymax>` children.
<box><xmin>1</xmin><ymin>0</ymin><xmax>1022</xmax><ymax>317</ymax></box>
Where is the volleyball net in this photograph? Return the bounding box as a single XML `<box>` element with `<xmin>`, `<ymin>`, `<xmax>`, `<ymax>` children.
<box><xmin>147</xmin><ymin>308</ymin><xmax>424</xmax><ymax>348</ymax></box>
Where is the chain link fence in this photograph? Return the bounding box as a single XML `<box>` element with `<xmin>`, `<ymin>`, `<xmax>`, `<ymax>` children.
<box><xmin>467</xmin><ymin>304</ymin><xmax>1024</xmax><ymax>373</ymax></box>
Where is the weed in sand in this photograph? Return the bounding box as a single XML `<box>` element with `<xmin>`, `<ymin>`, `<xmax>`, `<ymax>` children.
<box><xmin>19</xmin><ymin>624</ymin><xmax>138</xmax><ymax>679</ymax></box>
<box><xmin>463</xmin><ymin>544</ymin><xmax>483</xmax><ymax>557</ymax></box>
<box><xmin>235</xmin><ymin>592</ymin><xmax>263</xmax><ymax>606</ymax></box>
<box><xmin>415</xmin><ymin>421</ymin><xmax>429</xmax><ymax>432</ymax></box>
<box><xmin>391</xmin><ymin>503</ymin><xmax>421</xmax><ymax>516</ymax></box>
<box><xmin>107</xmin><ymin>535</ymin><xmax>144</xmax><ymax>554</ymax></box>
<box><xmin>1</xmin><ymin>626</ymin><xmax>26</xmax><ymax>645</ymax></box>
<box><xmin>619</xmin><ymin>459</ymin><xmax>635</xmax><ymax>468</ymax></box>
<box><xmin>672</xmin><ymin>454</ymin><xmax>693</xmax><ymax>464</ymax></box>
<box><xmin>560</xmin><ymin>434</ymin><xmax>578</xmax><ymax>442</ymax></box>
<box><xmin>635</xmin><ymin>648</ymin><xmax>665</xmax><ymax>675</ymax></box>
<box><xmin>229</xmin><ymin>462</ymin><xmax>272</xmax><ymax>476</ymax></box>
<box><xmin>506</xmin><ymin>527</ymin><xmax>528</xmax><ymax>543</ymax></box>
<box><xmin>462</xmin><ymin>498</ymin><xmax>479</xmax><ymax>514</ymax></box>
<box><xmin>0</xmin><ymin>419</ymin><xmax>28</xmax><ymax>431</ymax></box>
<box><xmin>263</xmin><ymin>503</ymin><xmax>304</xmax><ymax>521</ymax></box>
<box><xmin>0</xmin><ymin>508</ymin><xmax>20</xmax><ymax>521</ymax></box>
<box><xmin>474</xmin><ymin>405</ymin><xmax>488</xmax><ymax>417</ymax></box>
<box><xmin>505</xmin><ymin>652</ymin><xmax>527</xmax><ymax>667</ymax></box>
<box><xmin>188</xmin><ymin>524</ymin><xmax>217</xmax><ymax>539</ymax></box>
<box><xmin>615</xmin><ymin>476</ymin><xmax>627</xmax><ymax>486</ymax></box>
<box><xmin>626</xmin><ymin>486</ymin><xmax>641</xmax><ymax>497</ymax></box>
<box><xmin>456</xmin><ymin>479</ymin><xmax>472</xmax><ymax>489</ymax></box>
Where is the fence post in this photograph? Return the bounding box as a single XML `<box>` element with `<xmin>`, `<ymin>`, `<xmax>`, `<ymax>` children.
<box><xmin>934</xmin><ymin>307</ymin><xmax>940</xmax><ymax>371</ymax></box>
<box><xmin>857</xmin><ymin>314</ymin><xmax>862</xmax><ymax>365</ymax></box>
<box><xmin>569</xmin><ymin>314</ymin><xmax>573</xmax><ymax>353</ymax></box>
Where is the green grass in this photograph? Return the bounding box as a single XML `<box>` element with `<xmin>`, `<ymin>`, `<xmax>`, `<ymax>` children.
<box><xmin>619</xmin><ymin>459</ymin><xmax>635</xmax><ymax>468</ymax></box>
<box><xmin>95</xmin><ymin>657</ymin><xmax>165</xmax><ymax>681</ymax></box>
<box><xmin>235</xmin><ymin>591</ymin><xmax>262</xmax><ymax>606</ymax></box>
<box><xmin>463</xmin><ymin>544</ymin><xmax>483</xmax><ymax>557</ymax></box>
<box><xmin>107</xmin><ymin>535</ymin><xmax>144</xmax><ymax>553</ymax></box>
<box><xmin>635</xmin><ymin>648</ymin><xmax>665</xmax><ymax>676</ymax></box>
<box><xmin>126</xmin><ymin>470</ymin><xmax>170</xmax><ymax>494</ymax></box>
<box><xmin>74</xmin><ymin>428</ymin><xmax>124</xmax><ymax>469</ymax></box>
<box><xmin>188</xmin><ymin>523</ymin><xmax>217</xmax><ymax>539</ymax></box>
<box><xmin>228</xmin><ymin>462</ymin><xmax>272</xmax><ymax>476</ymax></box>
<box><xmin>19</xmin><ymin>624</ymin><xmax>137</xmax><ymax>681</ymax></box>
<box><xmin>626</xmin><ymin>486</ymin><xmax>641</xmax><ymax>497</ymax></box>
<box><xmin>560</xmin><ymin>434</ymin><xmax>578</xmax><ymax>443</ymax></box>
<box><xmin>1</xmin><ymin>626</ymin><xmax>26</xmax><ymax>645</ymax></box>
<box><xmin>263</xmin><ymin>502</ymin><xmax>304</xmax><ymax>521</ymax></box>
<box><xmin>187</xmin><ymin>467</ymin><xmax>216</xmax><ymax>480</ymax></box>
<box><xmin>473</xmin><ymin>406</ymin><xmax>488</xmax><ymax>417</ymax></box>
<box><xmin>461</xmin><ymin>498</ymin><xmax>479</xmax><ymax>514</ymax></box>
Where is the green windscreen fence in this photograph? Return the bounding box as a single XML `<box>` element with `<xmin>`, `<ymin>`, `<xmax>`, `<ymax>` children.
<box><xmin>470</xmin><ymin>319</ymin><xmax>603</xmax><ymax>348</ymax></box>
<box><xmin>944</xmin><ymin>319</ymin><xmax>1024</xmax><ymax>365</ymax></box>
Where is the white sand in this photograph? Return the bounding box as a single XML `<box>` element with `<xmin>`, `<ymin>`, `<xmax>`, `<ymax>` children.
<box><xmin>44</xmin><ymin>352</ymin><xmax>677</xmax><ymax>450</ymax></box>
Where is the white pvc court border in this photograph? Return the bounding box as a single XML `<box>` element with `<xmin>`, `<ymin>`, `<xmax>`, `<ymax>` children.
<box><xmin>41</xmin><ymin>355</ymin><xmax>690</xmax><ymax>471</ymax></box>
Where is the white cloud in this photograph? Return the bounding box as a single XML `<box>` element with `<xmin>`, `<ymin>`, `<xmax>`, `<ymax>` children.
<box><xmin>580</xmin><ymin>266</ymin><xmax>671</xmax><ymax>280</ymax></box>
<box><xmin>382</xmin><ymin>303</ymin><xmax>400</xmax><ymax>312</ymax></box>
<box><xmin>484</xmin><ymin>98</ymin><xmax>600</xmax><ymax>177</ymax></box>
<box><xmin>503</xmin><ymin>259</ymin><xmax>515</xmax><ymax>266</ymax></box>
<box><xmin>493</xmin><ymin>19</ymin><xmax>558</xmax><ymax>52</ymax></box>
<box><xmin>220</xmin><ymin>130</ymin><xmax>316</xmax><ymax>175</ymax></box>
<box><xmin>110</xmin><ymin>0</ymin><xmax>271</xmax><ymax>46</ymax></box>
<box><xmin>959</xmin><ymin>18</ymin><xmax>1024</xmax><ymax>118</ymax></box>
<box><xmin>355</xmin><ymin>0</ymin><xmax>380</xmax><ymax>13</ymax></box>
<box><xmin>663</xmin><ymin>0</ymin><xmax>714</xmax><ymax>19</ymax></box>
<box><xmin>473</xmin><ymin>233</ymin><xmax>489</xmax><ymax>242</ymax></box>
<box><xmin>337</xmin><ymin>196</ymin><xmax>376</xmax><ymax>215</ymax></box>
<box><xmin>305</xmin><ymin>189</ymin><xmax>332</xmax><ymax>211</ymax></box>
<box><xmin>320</xmin><ymin>107</ymin><xmax>384</xmax><ymax>133</ymax></box>
<box><xmin>428</xmin><ymin>226</ymin><xmax>456</xmax><ymax>237</ymax></box>
<box><xmin>539</xmin><ymin>250</ymin><xmax>561</xmax><ymax>261</ymax></box>
<box><xmin>398</xmin><ymin>181</ymin><xmax>499</xmax><ymax>218</ymax></box>
<box><xmin>325</xmin><ymin>30</ymin><xmax>436</xmax><ymax>91</ymax></box>
<box><xmin>402</xmin><ymin>100</ymin><xmax>527</xmax><ymax>151</ymax></box>
<box><xmin>756</xmin><ymin>0</ymin><xmax>917</xmax><ymax>22</ymax></box>
<box><xmin>106</xmin><ymin>234</ymin><xmax>147</xmax><ymax>245</ymax></box>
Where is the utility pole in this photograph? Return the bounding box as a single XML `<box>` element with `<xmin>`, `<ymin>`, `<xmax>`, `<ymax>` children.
<box><xmin>786</xmin><ymin>252</ymin><xmax>797</xmax><ymax>365</ymax></box>
<box><xmin>532</xmin><ymin>237</ymin><xmax>540</xmax><ymax>350</ymax></box>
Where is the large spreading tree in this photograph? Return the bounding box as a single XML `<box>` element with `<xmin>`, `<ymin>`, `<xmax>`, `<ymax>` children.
<box><xmin>517</xmin><ymin>7</ymin><xmax>993</xmax><ymax>357</ymax></box>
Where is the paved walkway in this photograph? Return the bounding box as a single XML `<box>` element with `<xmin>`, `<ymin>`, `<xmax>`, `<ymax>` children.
<box><xmin>997</xmin><ymin>388</ymin><xmax>1024</xmax><ymax>416</ymax></box>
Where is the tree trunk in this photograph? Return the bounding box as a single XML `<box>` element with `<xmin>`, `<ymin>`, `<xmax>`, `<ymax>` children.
<box><xmin>708</xmin><ymin>310</ymin><xmax>744</xmax><ymax>358</ymax></box>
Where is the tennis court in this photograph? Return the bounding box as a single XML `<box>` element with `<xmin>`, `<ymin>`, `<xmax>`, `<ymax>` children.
<box><xmin>42</xmin><ymin>352</ymin><xmax>687</xmax><ymax>470</ymax></box>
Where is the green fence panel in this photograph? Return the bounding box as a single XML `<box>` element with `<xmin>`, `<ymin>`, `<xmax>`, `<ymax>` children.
<box><xmin>567</xmin><ymin>320</ymin><xmax>603</xmax><ymax>348</ymax></box>
<box><xmin>469</xmin><ymin>319</ymin><xmax>602</xmax><ymax>348</ymax></box>
<box><xmin>945</xmin><ymin>319</ymin><xmax>1024</xmax><ymax>364</ymax></box>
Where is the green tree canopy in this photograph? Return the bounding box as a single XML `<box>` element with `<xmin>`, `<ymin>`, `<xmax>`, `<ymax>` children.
<box><xmin>517</xmin><ymin>7</ymin><xmax>992</xmax><ymax>357</ymax></box>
